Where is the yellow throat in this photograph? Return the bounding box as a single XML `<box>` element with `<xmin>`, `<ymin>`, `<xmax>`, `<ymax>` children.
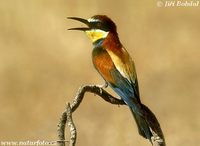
<box><xmin>85</xmin><ymin>29</ymin><xmax>109</xmax><ymax>43</ymax></box>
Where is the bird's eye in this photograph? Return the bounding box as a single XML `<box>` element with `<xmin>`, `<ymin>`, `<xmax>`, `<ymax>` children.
<box><xmin>95</xmin><ymin>22</ymin><xmax>102</xmax><ymax>28</ymax></box>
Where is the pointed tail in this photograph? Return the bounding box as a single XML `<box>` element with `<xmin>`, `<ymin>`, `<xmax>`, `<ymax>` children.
<box><xmin>130</xmin><ymin>104</ymin><xmax>166</xmax><ymax>145</ymax></box>
<box><xmin>130</xmin><ymin>107</ymin><xmax>152</xmax><ymax>140</ymax></box>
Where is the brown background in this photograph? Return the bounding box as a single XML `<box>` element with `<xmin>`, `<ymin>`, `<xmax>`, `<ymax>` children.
<box><xmin>0</xmin><ymin>0</ymin><xmax>200</xmax><ymax>146</ymax></box>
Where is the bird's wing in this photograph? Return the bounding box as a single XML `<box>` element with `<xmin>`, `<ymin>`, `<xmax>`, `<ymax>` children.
<box><xmin>106</xmin><ymin>47</ymin><xmax>137</xmax><ymax>83</ymax></box>
<box><xmin>106</xmin><ymin>47</ymin><xmax>140</xmax><ymax>99</ymax></box>
<box><xmin>92</xmin><ymin>46</ymin><xmax>140</xmax><ymax>102</ymax></box>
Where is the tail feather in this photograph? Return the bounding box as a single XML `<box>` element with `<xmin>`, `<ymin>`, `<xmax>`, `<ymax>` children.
<box><xmin>130</xmin><ymin>107</ymin><xmax>152</xmax><ymax>141</ymax></box>
<box><xmin>129</xmin><ymin>104</ymin><xmax>166</xmax><ymax>146</ymax></box>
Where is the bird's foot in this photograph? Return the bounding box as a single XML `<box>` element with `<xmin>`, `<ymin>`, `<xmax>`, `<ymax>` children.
<box><xmin>96</xmin><ymin>82</ymin><xmax>108</xmax><ymax>94</ymax></box>
<box><xmin>96</xmin><ymin>82</ymin><xmax>108</xmax><ymax>89</ymax></box>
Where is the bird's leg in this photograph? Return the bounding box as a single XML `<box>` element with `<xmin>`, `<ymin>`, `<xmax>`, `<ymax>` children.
<box><xmin>97</xmin><ymin>81</ymin><xmax>108</xmax><ymax>89</ymax></box>
<box><xmin>96</xmin><ymin>81</ymin><xmax>108</xmax><ymax>94</ymax></box>
<box><xmin>102</xmin><ymin>81</ymin><xmax>108</xmax><ymax>88</ymax></box>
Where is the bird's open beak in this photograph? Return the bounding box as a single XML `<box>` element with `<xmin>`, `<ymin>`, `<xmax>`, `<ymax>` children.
<box><xmin>67</xmin><ymin>17</ymin><xmax>90</xmax><ymax>31</ymax></box>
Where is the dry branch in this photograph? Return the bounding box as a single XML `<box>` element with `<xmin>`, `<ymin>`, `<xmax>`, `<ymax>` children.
<box><xmin>57</xmin><ymin>84</ymin><xmax>166</xmax><ymax>146</ymax></box>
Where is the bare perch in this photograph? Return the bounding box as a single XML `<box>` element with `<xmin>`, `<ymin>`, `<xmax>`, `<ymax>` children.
<box><xmin>57</xmin><ymin>84</ymin><xmax>166</xmax><ymax>146</ymax></box>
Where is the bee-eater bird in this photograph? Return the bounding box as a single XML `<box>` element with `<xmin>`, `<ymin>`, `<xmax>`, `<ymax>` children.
<box><xmin>68</xmin><ymin>15</ymin><xmax>153</xmax><ymax>142</ymax></box>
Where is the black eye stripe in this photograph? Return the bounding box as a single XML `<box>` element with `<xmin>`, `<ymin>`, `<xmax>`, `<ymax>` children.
<box><xmin>89</xmin><ymin>15</ymin><xmax>117</xmax><ymax>32</ymax></box>
<box><xmin>90</xmin><ymin>22</ymin><xmax>110</xmax><ymax>31</ymax></box>
<box><xmin>91</xmin><ymin>22</ymin><xmax>101</xmax><ymax>27</ymax></box>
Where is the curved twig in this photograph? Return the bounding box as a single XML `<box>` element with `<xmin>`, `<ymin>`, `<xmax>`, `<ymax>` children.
<box><xmin>57</xmin><ymin>84</ymin><xmax>165</xmax><ymax>146</ymax></box>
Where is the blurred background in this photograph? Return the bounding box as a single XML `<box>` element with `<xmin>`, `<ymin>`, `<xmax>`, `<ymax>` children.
<box><xmin>0</xmin><ymin>0</ymin><xmax>200</xmax><ymax>146</ymax></box>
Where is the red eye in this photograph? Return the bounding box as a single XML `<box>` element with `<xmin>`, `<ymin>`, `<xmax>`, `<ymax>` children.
<box><xmin>96</xmin><ymin>22</ymin><xmax>101</xmax><ymax>27</ymax></box>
